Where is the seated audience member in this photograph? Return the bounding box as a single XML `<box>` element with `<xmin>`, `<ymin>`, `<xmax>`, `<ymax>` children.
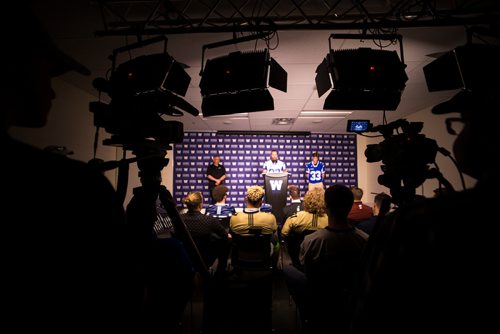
<box><xmin>179</xmin><ymin>192</ymin><xmax>230</xmax><ymax>276</ymax></box>
<box><xmin>348</xmin><ymin>186</ymin><xmax>373</xmax><ymax>223</ymax></box>
<box><xmin>357</xmin><ymin>192</ymin><xmax>392</xmax><ymax>235</ymax></box>
<box><xmin>230</xmin><ymin>186</ymin><xmax>278</xmax><ymax>236</ymax></box>
<box><xmin>205</xmin><ymin>185</ymin><xmax>236</xmax><ymax>219</ymax></box>
<box><xmin>230</xmin><ymin>186</ymin><xmax>279</xmax><ymax>267</ymax></box>
<box><xmin>281</xmin><ymin>188</ymin><xmax>328</xmax><ymax>238</ymax></box>
<box><xmin>282</xmin><ymin>185</ymin><xmax>304</xmax><ymax>224</ymax></box>
<box><xmin>283</xmin><ymin>184</ymin><xmax>368</xmax><ymax>334</ymax></box>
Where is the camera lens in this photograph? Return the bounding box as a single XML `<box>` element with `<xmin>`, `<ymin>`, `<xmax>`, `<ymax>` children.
<box><xmin>365</xmin><ymin>143</ymin><xmax>384</xmax><ymax>162</ymax></box>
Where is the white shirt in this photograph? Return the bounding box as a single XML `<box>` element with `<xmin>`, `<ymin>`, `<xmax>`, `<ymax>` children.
<box><xmin>262</xmin><ymin>159</ymin><xmax>287</xmax><ymax>173</ymax></box>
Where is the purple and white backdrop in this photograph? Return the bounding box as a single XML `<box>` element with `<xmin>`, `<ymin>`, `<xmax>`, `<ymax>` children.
<box><xmin>173</xmin><ymin>132</ymin><xmax>358</xmax><ymax>208</ymax></box>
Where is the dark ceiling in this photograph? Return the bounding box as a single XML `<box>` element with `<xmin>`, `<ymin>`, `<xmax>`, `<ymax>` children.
<box><xmin>26</xmin><ymin>1</ymin><xmax>500</xmax><ymax>133</ymax></box>
<box><xmin>92</xmin><ymin>0</ymin><xmax>500</xmax><ymax>36</ymax></box>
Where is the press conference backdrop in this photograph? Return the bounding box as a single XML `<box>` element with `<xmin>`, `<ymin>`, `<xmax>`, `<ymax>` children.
<box><xmin>173</xmin><ymin>132</ymin><xmax>358</xmax><ymax>208</ymax></box>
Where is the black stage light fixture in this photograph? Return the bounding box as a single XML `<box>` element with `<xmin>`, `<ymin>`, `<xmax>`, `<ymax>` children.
<box><xmin>315</xmin><ymin>34</ymin><xmax>408</xmax><ymax>111</ymax></box>
<box><xmin>89</xmin><ymin>36</ymin><xmax>198</xmax><ymax>144</ymax></box>
<box><xmin>111</xmin><ymin>52</ymin><xmax>191</xmax><ymax>98</ymax></box>
<box><xmin>199</xmin><ymin>33</ymin><xmax>287</xmax><ymax>117</ymax></box>
<box><xmin>423</xmin><ymin>43</ymin><xmax>500</xmax><ymax>92</ymax></box>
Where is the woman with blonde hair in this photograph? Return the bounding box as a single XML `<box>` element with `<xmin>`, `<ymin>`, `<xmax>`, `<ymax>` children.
<box><xmin>179</xmin><ymin>191</ymin><xmax>230</xmax><ymax>275</ymax></box>
<box><xmin>281</xmin><ymin>187</ymin><xmax>328</xmax><ymax>238</ymax></box>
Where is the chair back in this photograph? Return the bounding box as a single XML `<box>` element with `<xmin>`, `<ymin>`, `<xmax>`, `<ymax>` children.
<box><xmin>231</xmin><ymin>232</ymin><xmax>272</xmax><ymax>270</ymax></box>
<box><xmin>216</xmin><ymin>216</ymin><xmax>231</xmax><ymax>232</ymax></box>
<box><xmin>191</xmin><ymin>234</ymin><xmax>217</xmax><ymax>271</ymax></box>
<box><xmin>286</xmin><ymin>229</ymin><xmax>316</xmax><ymax>269</ymax></box>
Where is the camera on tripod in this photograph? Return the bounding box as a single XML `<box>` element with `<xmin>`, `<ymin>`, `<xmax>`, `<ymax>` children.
<box><xmin>359</xmin><ymin>119</ymin><xmax>439</xmax><ymax>204</ymax></box>
<box><xmin>89</xmin><ymin>36</ymin><xmax>199</xmax><ymax>148</ymax></box>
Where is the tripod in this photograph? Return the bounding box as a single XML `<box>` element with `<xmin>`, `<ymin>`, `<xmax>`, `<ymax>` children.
<box><xmin>129</xmin><ymin>144</ymin><xmax>207</xmax><ymax>263</ymax></box>
<box><xmin>107</xmin><ymin>138</ymin><xmax>210</xmax><ymax>332</ymax></box>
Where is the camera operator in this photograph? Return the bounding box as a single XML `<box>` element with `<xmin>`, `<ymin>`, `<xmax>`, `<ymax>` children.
<box><xmin>350</xmin><ymin>44</ymin><xmax>500</xmax><ymax>334</ymax></box>
<box><xmin>1</xmin><ymin>2</ymin><xmax>138</xmax><ymax>331</ymax></box>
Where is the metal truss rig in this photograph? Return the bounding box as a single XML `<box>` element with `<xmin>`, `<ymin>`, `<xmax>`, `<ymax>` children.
<box><xmin>91</xmin><ymin>0</ymin><xmax>500</xmax><ymax>36</ymax></box>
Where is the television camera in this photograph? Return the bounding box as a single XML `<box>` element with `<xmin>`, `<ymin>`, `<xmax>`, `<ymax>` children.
<box><xmin>88</xmin><ymin>37</ymin><xmax>209</xmax><ymax>284</ymax></box>
<box><xmin>360</xmin><ymin>119</ymin><xmax>441</xmax><ymax>205</ymax></box>
<box><xmin>89</xmin><ymin>36</ymin><xmax>198</xmax><ymax>152</ymax></box>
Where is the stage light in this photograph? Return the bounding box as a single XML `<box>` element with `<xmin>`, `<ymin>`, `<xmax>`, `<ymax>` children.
<box><xmin>199</xmin><ymin>33</ymin><xmax>287</xmax><ymax>117</ymax></box>
<box><xmin>315</xmin><ymin>34</ymin><xmax>408</xmax><ymax>111</ymax></box>
<box><xmin>89</xmin><ymin>36</ymin><xmax>198</xmax><ymax>145</ymax></box>
<box><xmin>423</xmin><ymin>43</ymin><xmax>500</xmax><ymax>92</ymax></box>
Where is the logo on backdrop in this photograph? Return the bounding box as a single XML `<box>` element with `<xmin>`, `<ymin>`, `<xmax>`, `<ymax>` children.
<box><xmin>270</xmin><ymin>179</ymin><xmax>283</xmax><ymax>191</ymax></box>
<box><xmin>173</xmin><ymin>132</ymin><xmax>358</xmax><ymax>207</ymax></box>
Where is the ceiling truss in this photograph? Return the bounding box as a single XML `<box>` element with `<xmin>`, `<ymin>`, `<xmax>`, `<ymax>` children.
<box><xmin>91</xmin><ymin>0</ymin><xmax>500</xmax><ymax>37</ymax></box>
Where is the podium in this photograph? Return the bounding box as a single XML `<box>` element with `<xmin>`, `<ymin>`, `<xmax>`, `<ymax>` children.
<box><xmin>263</xmin><ymin>172</ymin><xmax>289</xmax><ymax>223</ymax></box>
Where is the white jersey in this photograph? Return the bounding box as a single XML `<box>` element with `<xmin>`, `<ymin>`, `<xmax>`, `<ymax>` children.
<box><xmin>263</xmin><ymin>159</ymin><xmax>287</xmax><ymax>173</ymax></box>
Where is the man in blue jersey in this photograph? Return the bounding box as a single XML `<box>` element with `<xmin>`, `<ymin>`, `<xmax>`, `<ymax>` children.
<box><xmin>305</xmin><ymin>152</ymin><xmax>325</xmax><ymax>190</ymax></box>
<box><xmin>262</xmin><ymin>149</ymin><xmax>288</xmax><ymax>174</ymax></box>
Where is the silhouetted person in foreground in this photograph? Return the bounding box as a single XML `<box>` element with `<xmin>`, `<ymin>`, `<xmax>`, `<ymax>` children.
<box><xmin>350</xmin><ymin>43</ymin><xmax>500</xmax><ymax>334</ymax></box>
<box><xmin>284</xmin><ymin>184</ymin><xmax>368</xmax><ymax>334</ymax></box>
<box><xmin>1</xmin><ymin>2</ymin><xmax>138</xmax><ymax>332</ymax></box>
<box><xmin>356</xmin><ymin>192</ymin><xmax>392</xmax><ymax>235</ymax></box>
